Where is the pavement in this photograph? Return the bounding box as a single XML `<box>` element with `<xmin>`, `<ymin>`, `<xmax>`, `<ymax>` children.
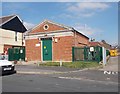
<box><xmin>99</xmin><ymin>56</ymin><xmax>119</xmax><ymax>72</ymax></box>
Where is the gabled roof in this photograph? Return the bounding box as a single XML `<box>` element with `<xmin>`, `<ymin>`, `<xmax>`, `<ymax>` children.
<box><xmin>0</xmin><ymin>15</ymin><xmax>16</xmax><ymax>26</ymax></box>
<box><xmin>29</xmin><ymin>19</ymin><xmax>89</xmax><ymax>39</ymax></box>
<box><xmin>72</xmin><ymin>28</ymin><xmax>89</xmax><ymax>39</ymax></box>
<box><xmin>89</xmin><ymin>41</ymin><xmax>112</xmax><ymax>49</ymax></box>
<box><xmin>100</xmin><ymin>41</ymin><xmax>111</xmax><ymax>49</ymax></box>
<box><xmin>31</xmin><ymin>19</ymin><xmax>73</xmax><ymax>31</ymax></box>
<box><xmin>44</xmin><ymin>19</ymin><xmax>73</xmax><ymax>30</ymax></box>
<box><xmin>0</xmin><ymin>14</ymin><xmax>27</xmax><ymax>32</ymax></box>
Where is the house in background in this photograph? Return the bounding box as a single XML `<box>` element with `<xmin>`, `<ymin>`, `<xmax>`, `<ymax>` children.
<box><xmin>0</xmin><ymin>15</ymin><xmax>27</xmax><ymax>55</ymax></box>
<box><xmin>89</xmin><ymin>40</ymin><xmax>112</xmax><ymax>50</ymax></box>
<box><xmin>89</xmin><ymin>41</ymin><xmax>102</xmax><ymax>47</ymax></box>
<box><xmin>100</xmin><ymin>40</ymin><xmax>112</xmax><ymax>50</ymax></box>
<box><xmin>25</xmin><ymin>20</ymin><xmax>89</xmax><ymax>62</ymax></box>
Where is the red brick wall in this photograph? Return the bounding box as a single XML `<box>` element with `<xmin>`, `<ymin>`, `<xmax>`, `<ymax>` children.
<box><xmin>53</xmin><ymin>36</ymin><xmax>73</xmax><ymax>61</ymax></box>
<box><xmin>25</xmin><ymin>39</ymin><xmax>41</xmax><ymax>61</ymax></box>
<box><xmin>4</xmin><ymin>45</ymin><xmax>13</xmax><ymax>54</ymax></box>
<box><xmin>74</xmin><ymin>32</ymin><xmax>89</xmax><ymax>47</ymax></box>
<box><xmin>25</xmin><ymin>36</ymin><xmax>73</xmax><ymax>62</ymax></box>
<box><xmin>30</xmin><ymin>22</ymin><xmax>65</xmax><ymax>34</ymax></box>
<box><xmin>25</xmin><ymin>33</ymin><xmax>89</xmax><ymax>62</ymax></box>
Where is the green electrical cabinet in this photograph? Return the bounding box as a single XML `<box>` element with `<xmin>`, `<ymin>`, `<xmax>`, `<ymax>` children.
<box><xmin>8</xmin><ymin>47</ymin><xmax>25</xmax><ymax>61</ymax></box>
<box><xmin>8</xmin><ymin>48</ymin><xmax>14</xmax><ymax>61</ymax></box>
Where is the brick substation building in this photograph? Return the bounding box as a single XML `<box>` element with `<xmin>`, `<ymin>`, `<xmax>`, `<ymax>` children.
<box><xmin>25</xmin><ymin>20</ymin><xmax>89</xmax><ymax>62</ymax></box>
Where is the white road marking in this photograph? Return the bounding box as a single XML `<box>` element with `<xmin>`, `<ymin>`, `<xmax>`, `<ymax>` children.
<box><xmin>58</xmin><ymin>76</ymin><xmax>118</xmax><ymax>85</ymax></box>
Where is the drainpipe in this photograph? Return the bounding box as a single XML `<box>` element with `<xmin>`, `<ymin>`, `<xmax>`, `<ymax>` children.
<box><xmin>20</xmin><ymin>20</ymin><xmax>24</xmax><ymax>62</ymax></box>
<box><xmin>22</xmin><ymin>20</ymin><xmax>24</xmax><ymax>47</ymax></box>
<box><xmin>73</xmin><ymin>29</ymin><xmax>76</xmax><ymax>47</ymax></box>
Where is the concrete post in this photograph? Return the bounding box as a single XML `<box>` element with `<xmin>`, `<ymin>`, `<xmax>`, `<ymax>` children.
<box><xmin>102</xmin><ymin>47</ymin><xmax>106</xmax><ymax>66</ymax></box>
<box><xmin>60</xmin><ymin>60</ymin><xmax>62</xmax><ymax>67</ymax></box>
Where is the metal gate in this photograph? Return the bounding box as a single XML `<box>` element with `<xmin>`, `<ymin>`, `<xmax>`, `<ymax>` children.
<box><xmin>8</xmin><ymin>47</ymin><xmax>25</xmax><ymax>61</ymax></box>
<box><xmin>72</xmin><ymin>46</ymin><xmax>103</xmax><ymax>63</ymax></box>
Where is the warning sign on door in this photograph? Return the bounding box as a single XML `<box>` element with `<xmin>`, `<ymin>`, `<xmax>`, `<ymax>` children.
<box><xmin>44</xmin><ymin>46</ymin><xmax>46</xmax><ymax>49</ymax></box>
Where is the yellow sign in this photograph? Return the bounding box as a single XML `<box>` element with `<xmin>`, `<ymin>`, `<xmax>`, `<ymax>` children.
<box><xmin>110</xmin><ymin>50</ymin><xmax>117</xmax><ymax>57</ymax></box>
<box><xmin>44</xmin><ymin>46</ymin><xmax>46</xmax><ymax>49</ymax></box>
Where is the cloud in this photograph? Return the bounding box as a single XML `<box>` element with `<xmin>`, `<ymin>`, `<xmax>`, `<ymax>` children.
<box><xmin>65</xmin><ymin>2</ymin><xmax>110</xmax><ymax>17</ymax></box>
<box><xmin>79</xmin><ymin>12</ymin><xmax>95</xmax><ymax>17</ymax></box>
<box><xmin>67</xmin><ymin>2</ymin><xmax>110</xmax><ymax>12</ymax></box>
<box><xmin>23</xmin><ymin>22</ymin><xmax>36</xmax><ymax>30</ymax></box>
<box><xmin>57</xmin><ymin>3</ymin><xmax>110</xmax><ymax>19</ymax></box>
<box><xmin>73</xmin><ymin>23</ymin><xmax>102</xmax><ymax>36</ymax></box>
<box><xmin>58</xmin><ymin>13</ymin><xmax>73</xmax><ymax>18</ymax></box>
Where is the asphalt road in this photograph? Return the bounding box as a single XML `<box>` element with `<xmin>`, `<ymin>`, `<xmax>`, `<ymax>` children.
<box><xmin>2</xmin><ymin>73</ymin><xmax>118</xmax><ymax>92</ymax></box>
<box><xmin>2</xmin><ymin>64</ymin><xmax>118</xmax><ymax>92</ymax></box>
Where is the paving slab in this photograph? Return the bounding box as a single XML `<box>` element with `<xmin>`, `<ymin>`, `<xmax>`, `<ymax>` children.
<box><xmin>99</xmin><ymin>56</ymin><xmax>119</xmax><ymax>72</ymax></box>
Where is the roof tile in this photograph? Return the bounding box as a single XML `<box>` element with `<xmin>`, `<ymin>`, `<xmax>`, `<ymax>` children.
<box><xmin>0</xmin><ymin>15</ymin><xmax>16</xmax><ymax>25</ymax></box>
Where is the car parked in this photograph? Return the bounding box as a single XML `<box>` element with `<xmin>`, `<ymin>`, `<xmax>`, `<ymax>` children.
<box><xmin>0</xmin><ymin>60</ymin><xmax>16</xmax><ymax>75</ymax></box>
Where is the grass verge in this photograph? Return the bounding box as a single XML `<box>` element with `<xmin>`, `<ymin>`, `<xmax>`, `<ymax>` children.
<box><xmin>39</xmin><ymin>61</ymin><xmax>102</xmax><ymax>69</ymax></box>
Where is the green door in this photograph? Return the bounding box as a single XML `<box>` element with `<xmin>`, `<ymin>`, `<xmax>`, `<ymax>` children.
<box><xmin>42</xmin><ymin>38</ymin><xmax>52</xmax><ymax>61</ymax></box>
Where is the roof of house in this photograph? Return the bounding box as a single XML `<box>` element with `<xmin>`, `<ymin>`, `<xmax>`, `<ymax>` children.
<box><xmin>0</xmin><ymin>14</ymin><xmax>27</xmax><ymax>32</ymax></box>
<box><xmin>89</xmin><ymin>42</ymin><xmax>101</xmax><ymax>46</ymax></box>
<box><xmin>100</xmin><ymin>42</ymin><xmax>111</xmax><ymax>49</ymax></box>
<box><xmin>28</xmin><ymin>19</ymin><xmax>89</xmax><ymax>39</ymax></box>
<box><xmin>0</xmin><ymin>15</ymin><xmax>16</xmax><ymax>26</ymax></box>
<box><xmin>89</xmin><ymin>41</ymin><xmax>112</xmax><ymax>49</ymax></box>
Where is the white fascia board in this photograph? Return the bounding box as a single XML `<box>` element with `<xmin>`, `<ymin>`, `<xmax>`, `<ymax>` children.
<box><xmin>25</xmin><ymin>31</ymin><xmax>74</xmax><ymax>40</ymax></box>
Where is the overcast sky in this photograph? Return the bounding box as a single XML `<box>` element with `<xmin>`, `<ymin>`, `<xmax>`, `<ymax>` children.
<box><xmin>1</xmin><ymin>1</ymin><xmax>118</xmax><ymax>46</ymax></box>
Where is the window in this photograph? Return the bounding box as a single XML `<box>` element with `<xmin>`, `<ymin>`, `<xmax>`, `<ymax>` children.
<box><xmin>43</xmin><ymin>24</ymin><xmax>49</xmax><ymax>30</ymax></box>
<box><xmin>15</xmin><ymin>32</ymin><xmax>17</xmax><ymax>41</ymax></box>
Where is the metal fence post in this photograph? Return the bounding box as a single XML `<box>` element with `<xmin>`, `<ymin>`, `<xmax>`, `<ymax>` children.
<box><xmin>72</xmin><ymin>47</ymin><xmax>75</xmax><ymax>62</ymax></box>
